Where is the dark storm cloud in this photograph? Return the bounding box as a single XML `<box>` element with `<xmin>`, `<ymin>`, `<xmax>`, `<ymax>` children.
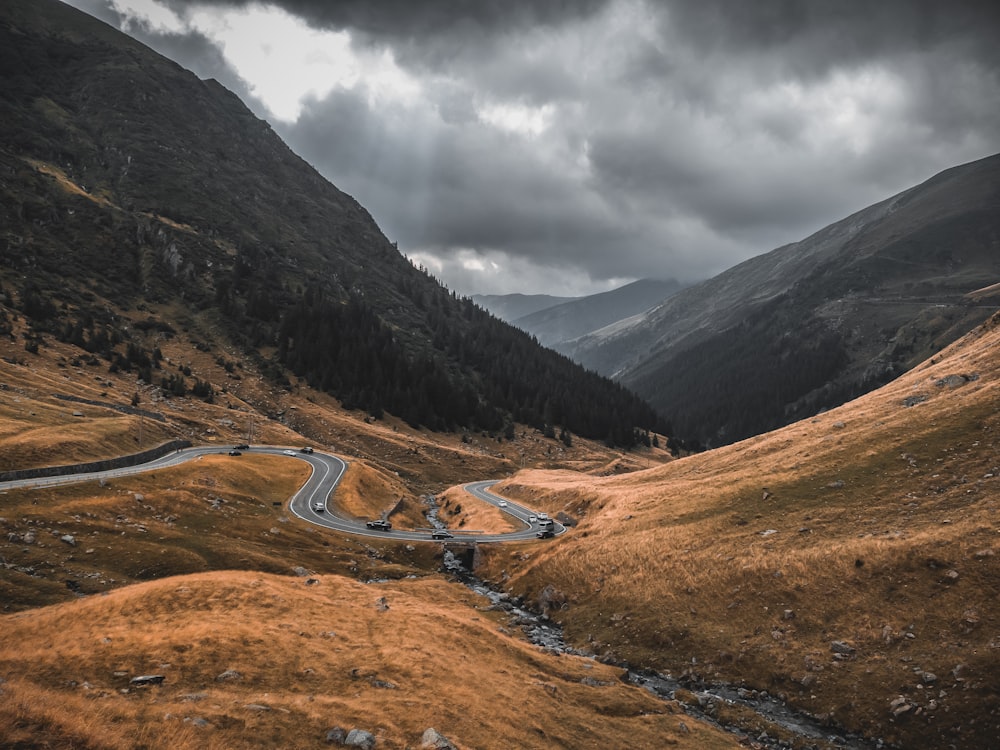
<box><xmin>280</xmin><ymin>87</ymin><xmax>637</xmax><ymax>261</ymax></box>
<box><xmin>661</xmin><ymin>0</ymin><xmax>1000</xmax><ymax>71</ymax></box>
<box><xmin>67</xmin><ymin>0</ymin><xmax>1000</xmax><ymax>294</ymax></box>
<box><xmin>155</xmin><ymin>0</ymin><xmax>611</xmax><ymax>43</ymax></box>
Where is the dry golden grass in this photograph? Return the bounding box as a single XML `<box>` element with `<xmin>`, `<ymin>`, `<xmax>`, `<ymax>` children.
<box><xmin>334</xmin><ymin>458</ymin><xmax>424</xmax><ymax>528</ymax></box>
<box><xmin>0</xmin><ymin>570</ymin><xmax>739</xmax><ymax>749</ymax></box>
<box><xmin>436</xmin><ymin>485</ymin><xmax>519</xmax><ymax>535</ymax></box>
<box><xmin>0</xmin><ymin>453</ymin><xmax>440</xmax><ymax>611</ymax></box>
<box><xmin>476</xmin><ymin>313</ymin><xmax>1000</xmax><ymax>749</ymax></box>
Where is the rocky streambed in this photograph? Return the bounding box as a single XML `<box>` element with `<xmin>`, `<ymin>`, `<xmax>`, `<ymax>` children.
<box><xmin>441</xmin><ymin>548</ymin><xmax>882</xmax><ymax>750</ymax></box>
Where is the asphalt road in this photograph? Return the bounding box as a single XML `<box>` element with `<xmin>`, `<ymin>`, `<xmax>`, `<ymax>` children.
<box><xmin>0</xmin><ymin>445</ymin><xmax>565</xmax><ymax>543</ymax></box>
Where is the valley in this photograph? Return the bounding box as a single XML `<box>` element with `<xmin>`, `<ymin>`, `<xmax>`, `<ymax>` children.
<box><xmin>2</xmin><ymin>2</ymin><xmax>998</xmax><ymax>748</ymax></box>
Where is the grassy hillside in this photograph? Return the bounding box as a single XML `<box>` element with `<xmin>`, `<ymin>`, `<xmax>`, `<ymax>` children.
<box><xmin>478</xmin><ymin>311</ymin><xmax>1000</xmax><ymax>748</ymax></box>
<box><xmin>0</xmin><ymin>571</ymin><xmax>738</xmax><ymax>750</ymax></box>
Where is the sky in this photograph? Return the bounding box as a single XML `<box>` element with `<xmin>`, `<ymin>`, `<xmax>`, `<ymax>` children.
<box><xmin>64</xmin><ymin>0</ymin><xmax>1000</xmax><ymax>297</ymax></box>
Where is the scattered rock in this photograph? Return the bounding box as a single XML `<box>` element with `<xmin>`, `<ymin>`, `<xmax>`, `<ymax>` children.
<box><xmin>783</xmin><ymin>609</ymin><xmax>795</xmax><ymax>620</ymax></box>
<box><xmin>305</xmin><ymin>578</ymin><xmax>319</xmax><ymax>585</ymax></box>
<box><xmin>292</xmin><ymin>566</ymin><xmax>311</xmax><ymax>577</ymax></box>
<box><xmin>889</xmin><ymin>695</ymin><xmax>913</xmax><ymax>717</ymax></box>
<box><xmin>244</xmin><ymin>704</ymin><xmax>270</xmax><ymax>712</ymax></box>
<box><xmin>215</xmin><ymin>669</ymin><xmax>242</xmax><ymax>682</ymax></box>
<box><xmin>60</xmin><ymin>534</ymin><xmax>76</xmax><ymax>546</ymax></box>
<box><xmin>344</xmin><ymin>728</ymin><xmax>376</xmax><ymax>748</ymax></box>
<box><xmin>421</xmin><ymin>727</ymin><xmax>457</xmax><ymax>749</ymax></box>
<box><xmin>921</xmin><ymin>672</ymin><xmax>937</xmax><ymax>684</ymax></box>
<box><xmin>941</xmin><ymin>569</ymin><xmax>960</xmax><ymax>583</ymax></box>
<box><xmin>935</xmin><ymin>373</ymin><xmax>977</xmax><ymax>388</ymax></box>
<box><xmin>830</xmin><ymin>640</ymin><xmax>855</xmax><ymax>656</ymax></box>
<box><xmin>903</xmin><ymin>395</ymin><xmax>928</xmax><ymax>407</ymax></box>
<box><xmin>375</xmin><ymin>597</ymin><xmax>389</xmax><ymax>612</ymax></box>
<box><xmin>960</xmin><ymin>609</ymin><xmax>980</xmax><ymax>631</ymax></box>
<box><xmin>325</xmin><ymin>728</ymin><xmax>347</xmax><ymax>744</ymax></box>
<box><xmin>185</xmin><ymin>717</ymin><xmax>211</xmax><ymax>728</ymax></box>
<box><xmin>760</xmin><ymin>529</ymin><xmax>778</xmax><ymax>537</ymax></box>
<box><xmin>129</xmin><ymin>674</ymin><xmax>165</xmax><ymax>687</ymax></box>
<box><xmin>537</xmin><ymin>584</ymin><xmax>567</xmax><ymax>614</ymax></box>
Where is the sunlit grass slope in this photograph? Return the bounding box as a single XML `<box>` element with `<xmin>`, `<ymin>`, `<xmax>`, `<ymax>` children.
<box><xmin>479</xmin><ymin>312</ymin><xmax>1000</xmax><ymax>749</ymax></box>
<box><xmin>0</xmin><ymin>571</ymin><xmax>737</xmax><ymax>749</ymax></box>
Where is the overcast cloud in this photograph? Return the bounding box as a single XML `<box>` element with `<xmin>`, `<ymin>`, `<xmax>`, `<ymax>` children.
<box><xmin>64</xmin><ymin>0</ymin><xmax>1000</xmax><ymax>296</ymax></box>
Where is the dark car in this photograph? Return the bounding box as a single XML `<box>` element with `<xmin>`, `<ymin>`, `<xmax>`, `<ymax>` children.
<box><xmin>431</xmin><ymin>529</ymin><xmax>454</xmax><ymax>539</ymax></box>
<box><xmin>365</xmin><ymin>519</ymin><xmax>392</xmax><ymax>531</ymax></box>
<box><xmin>536</xmin><ymin>528</ymin><xmax>555</xmax><ymax>539</ymax></box>
<box><xmin>235</xmin><ymin>444</ymin><xmax>250</xmax><ymax>450</ymax></box>
<box><xmin>300</xmin><ymin>446</ymin><xmax>314</xmax><ymax>454</ymax></box>
<box><xmin>228</xmin><ymin>450</ymin><xmax>242</xmax><ymax>456</ymax></box>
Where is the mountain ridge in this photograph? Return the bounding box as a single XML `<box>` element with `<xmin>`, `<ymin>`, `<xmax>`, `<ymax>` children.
<box><xmin>520</xmin><ymin>278</ymin><xmax>687</xmax><ymax>349</ymax></box>
<box><xmin>0</xmin><ymin>0</ymin><xmax>665</xmax><ymax>447</ymax></box>
<box><xmin>566</xmin><ymin>152</ymin><xmax>1000</xmax><ymax>446</ymax></box>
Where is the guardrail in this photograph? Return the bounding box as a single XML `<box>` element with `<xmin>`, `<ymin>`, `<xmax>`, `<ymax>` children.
<box><xmin>0</xmin><ymin>440</ymin><xmax>192</xmax><ymax>482</ymax></box>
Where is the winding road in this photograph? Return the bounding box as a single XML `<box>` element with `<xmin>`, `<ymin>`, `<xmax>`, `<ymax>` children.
<box><xmin>0</xmin><ymin>445</ymin><xmax>565</xmax><ymax>543</ymax></box>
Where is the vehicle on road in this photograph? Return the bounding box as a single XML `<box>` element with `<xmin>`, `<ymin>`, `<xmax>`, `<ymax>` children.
<box><xmin>283</xmin><ymin>450</ymin><xmax>297</xmax><ymax>456</ymax></box>
<box><xmin>528</xmin><ymin>515</ymin><xmax>537</xmax><ymax>523</ymax></box>
<box><xmin>235</xmin><ymin>444</ymin><xmax>249</xmax><ymax>450</ymax></box>
<box><xmin>538</xmin><ymin>518</ymin><xmax>555</xmax><ymax>532</ymax></box>
<box><xmin>300</xmin><ymin>446</ymin><xmax>314</xmax><ymax>454</ymax></box>
<box><xmin>431</xmin><ymin>529</ymin><xmax>453</xmax><ymax>539</ymax></box>
<box><xmin>498</xmin><ymin>500</ymin><xmax>508</xmax><ymax>507</ymax></box>
<box><xmin>228</xmin><ymin>450</ymin><xmax>242</xmax><ymax>456</ymax></box>
<box><xmin>312</xmin><ymin>502</ymin><xmax>324</xmax><ymax>512</ymax></box>
<box><xmin>536</xmin><ymin>528</ymin><xmax>555</xmax><ymax>538</ymax></box>
<box><xmin>365</xmin><ymin>519</ymin><xmax>392</xmax><ymax>531</ymax></box>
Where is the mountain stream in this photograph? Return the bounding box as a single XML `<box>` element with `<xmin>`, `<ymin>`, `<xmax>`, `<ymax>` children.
<box><xmin>430</xmin><ymin>511</ymin><xmax>883</xmax><ymax>750</ymax></box>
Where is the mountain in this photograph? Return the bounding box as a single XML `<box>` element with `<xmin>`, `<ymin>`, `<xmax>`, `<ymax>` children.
<box><xmin>565</xmin><ymin>154</ymin><xmax>1000</xmax><ymax>446</ymax></box>
<box><xmin>471</xmin><ymin>292</ymin><xmax>579</xmax><ymax>321</ymax></box>
<box><xmin>0</xmin><ymin>0</ymin><xmax>664</xmax><ymax>447</ymax></box>
<box><xmin>517</xmin><ymin>278</ymin><xmax>686</xmax><ymax>348</ymax></box>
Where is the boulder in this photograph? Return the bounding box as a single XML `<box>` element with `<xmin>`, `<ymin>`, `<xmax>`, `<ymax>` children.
<box><xmin>325</xmin><ymin>728</ymin><xmax>347</xmax><ymax>744</ymax></box>
<box><xmin>344</xmin><ymin>729</ymin><xmax>376</xmax><ymax>748</ymax></box>
<box><xmin>215</xmin><ymin>669</ymin><xmax>242</xmax><ymax>682</ymax></box>
<box><xmin>421</xmin><ymin>727</ymin><xmax>457</xmax><ymax>749</ymax></box>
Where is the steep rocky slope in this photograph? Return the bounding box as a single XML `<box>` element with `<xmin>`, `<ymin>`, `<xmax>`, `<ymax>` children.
<box><xmin>566</xmin><ymin>154</ymin><xmax>1000</xmax><ymax>446</ymax></box>
<box><xmin>0</xmin><ymin>0</ymin><xmax>662</xmax><ymax>447</ymax></box>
